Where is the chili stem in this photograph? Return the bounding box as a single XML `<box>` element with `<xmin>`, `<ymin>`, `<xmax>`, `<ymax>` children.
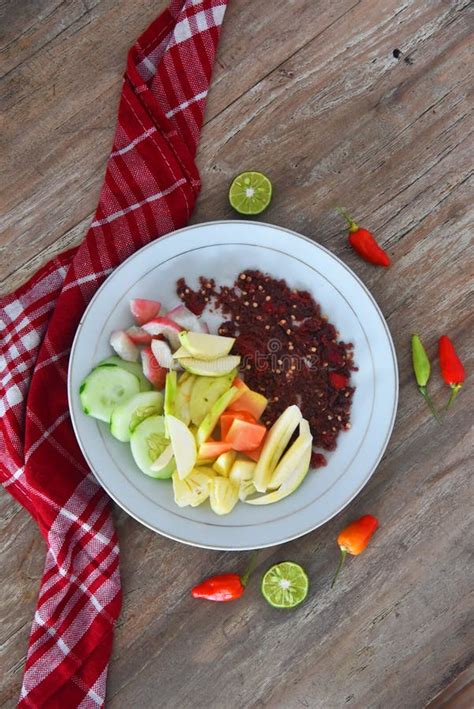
<box><xmin>419</xmin><ymin>386</ymin><xmax>441</xmax><ymax>422</ymax></box>
<box><xmin>446</xmin><ymin>384</ymin><xmax>462</xmax><ymax>410</ymax></box>
<box><xmin>331</xmin><ymin>549</ymin><xmax>347</xmax><ymax>589</ymax></box>
<box><xmin>240</xmin><ymin>551</ymin><xmax>259</xmax><ymax>587</ymax></box>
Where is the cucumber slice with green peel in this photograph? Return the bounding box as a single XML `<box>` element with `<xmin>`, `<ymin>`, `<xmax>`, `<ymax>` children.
<box><xmin>110</xmin><ymin>391</ymin><xmax>164</xmax><ymax>442</ymax></box>
<box><xmin>130</xmin><ymin>415</ymin><xmax>174</xmax><ymax>479</ymax></box>
<box><xmin>179</xmin><ymin>355</ymin><xmax>241</xmax><ymax>377</ymax></box>
<box><xmin>79</xmin><ymin>366</ymin><xmax>140</xmax><ymax>422</ymax></box>
<box><xmin>189</xmin><ymin>370</ymin><xmax>237</xmax><ymax>426</ymax></box>
<box><xmin>97</xmin><ymin>356</ymin><xmax>152</xmax><ymax>391</ymax></box>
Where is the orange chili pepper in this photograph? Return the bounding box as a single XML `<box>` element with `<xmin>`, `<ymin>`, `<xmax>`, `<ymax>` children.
<box><xmin>331</xmin><ymin>514</ymin><xmax>379</xmax><ymax>588</ymax></box>
<box><xmin>438</xmin><ymin>335</ymin><xmax>465</xmax><ymax>409</ymax></box>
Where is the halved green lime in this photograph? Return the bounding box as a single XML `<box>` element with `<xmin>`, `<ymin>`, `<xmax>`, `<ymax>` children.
<box><xmin>261</xmin><ymin>561</ymin><xmax>309</xmax><ymax>608</ymax></box>
<box><xmin>229</xmin><ymin>171</ymin><xmax>272</xmax><ymax>215</ymax></box>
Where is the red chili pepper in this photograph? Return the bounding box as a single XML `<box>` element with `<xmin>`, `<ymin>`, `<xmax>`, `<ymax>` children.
<box><xmin>191</xmin><ymin>552</ymin><xmax>258</xmax><ymax>602</ymax></box>
<box><xmin>331</xmin><ymin>514</ymin><xmax>379</xmax><ymax>588</ymax></box>
<box><xmin>329</xmin><ymin>372</ymin><xmax>349</xmax><ymax>389</ymax></box>
<box><xmin>439</xmin><ymin>335</ymin><xmax>465</xmax><ymax>409</ymax></box>
<box><xmin>337</xmin><ymin>208</ymin><xmax>390</xmax><ymax>267</ymax></box>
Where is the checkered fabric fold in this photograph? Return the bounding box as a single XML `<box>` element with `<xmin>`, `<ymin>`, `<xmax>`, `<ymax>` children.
<box><xmin>0</xmin><ymin>1</ymin><xmax>227</xmax><ymax>705</ymax></box>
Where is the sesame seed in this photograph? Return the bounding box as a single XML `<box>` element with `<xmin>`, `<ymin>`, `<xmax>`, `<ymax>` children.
<box><xmin>240</xmin><ymin>274</ymin><xmax>246</xmax><ymax>280</ymax></box>
<box><xmin>288</xmin><ymin>344</ymin><xmax>294</xmax><ymax>351</ymax></box>
<box><xmin>265</xmin><ymin>324</ymin><xmax>270</xmax><ymax>330</ymax></box>
<box><xmin>327</xmin><ymin>415</ymin><xmax>333</xmax><ymax>420</ymax></box>
<box><xmin>242</xmin><ymin>290</ymin><xmax>247</xmax><ymax>295</ymax></box>
<box><xmin>274</xmin><ymin>396</ymin><xmax>279</xmax><ymax>401</ymax></box>
<box><xmin>275</xmin><ymin>369</ymin><xmax>281</xmax><ymax>374</ymax></box>
<box><xmin>185</xmin><ymin>288</ymin><xmax>190</xmax><ymax>294</ymax></box>
<box><xmin>286</xmin><ymin>329</ymin><xmax>291</xmax><ymax>335</ymax></box>
<box><xmin>252</xmin><ymin>302</ymin><xmax>258</xmax><ymax>308</ymax></box>
<box><xmin>323</xmin><ymin>362</ymin><xmax>329</xmax><ymax>367</ymax></box>
<box><xmin>310</xmin><ymin>347</ymin><xmax>317</xmax><ymax>352</ymax></box>
<box><xmin>337</xmin><ymin>415</ymin><xmax>342</xmax><ymax>421</ymax></box>
<box><xmin>279</xmin><ymin>319</ymin><xmax>286</xmax><ymax>325</ymax></box>
<box><xmin>292</xmin><ymin>304</ymin><xmax>297</xmax><ymax>309</ymax></box>
<box><xmin>246</xmin><ymin>364</ymin><xmax>251</xmax><ymax>370</ymax></box>
<box><xmin>277</xmin><ymin>359</ymin><xmax>283</xmax><ymax>365</ymax></box>
<box><xmin>291</xmin><ymin>314</ymin><xmax>296</xmax><ymax>320</ymax></box>
<box><xmin>345</xmin><ymin>391</ymin><xmax>350</xmax><ymax>397</ymax></box>
<box><xmin>244</xmin><ymin>301</ymin><xmax>249</xmax><ymax>306</ymax></box>
<box><xmin>265</xmin><ymin>295</ymin><xmax>271</xmax><ymax>301</ymax></box>
<box><xmin>345</xmin><ymin>423</ymin><xmax>351</xmax><ymax>429</ymax></box>
<box><xmin>258</xmin><ymin>285</ymin><xmax>263</xmax><ymax>291</ymax></box>
<box><xmin>291</xmin><ymin>365</ymin><xmax>296</xmax><ymax>371</ymax></box>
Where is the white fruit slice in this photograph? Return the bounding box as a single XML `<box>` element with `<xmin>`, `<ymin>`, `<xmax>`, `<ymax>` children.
<box><xmin>229</xmin><ymin>459</ymin><xmax>256</xmax><ymax>486</ymax></box>
<box><xmin>209</xmin><ymin>477</ymin><xmax>239</xmax><ymax>515</ymax></box>
<box><xmin>172</xmin><ymin>467</ymin><xmax>215</xmax><ymax>507</ymax></box>
<box><xmin>268</xmin><ymin>419</ymin><xmax>312</xmax><ymax>490</ymax></box>
<box><xmin>179</xmin><ymin>355</ymin><xmax>241</xmax><ymax>377</ymax></box>
<box><xmin>179</xmin><ymin>331</ymin><xmax>235</xmax><ymax>361</ymax></box>
<box><xmin>166</xmin><ymin>414</ymin><xmax>197</xmax><ymax>479</ymax></box>
<box><xmin>150</xmin><ymin>443</ymin><xmax>174</xmax><ymax>472</ymax></box>
<box><xmin>110</xmin><ymin>330</ymin><xmax>139</xmax><ymax>362</ymax></box>
<box><xmin>252</xmin><ymin>405</ymin><xmax>302</xmax><ymax>492</ymax></box>
<box><xmin>151</xmin><ymin>339</ymin><xmax>181</xmax><ymax>370</ymax></box>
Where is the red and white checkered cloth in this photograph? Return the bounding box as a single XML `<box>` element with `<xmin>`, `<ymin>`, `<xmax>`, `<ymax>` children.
<box><xmin>0</xmin><ymin>1</ymin><xmax>228</xmax><ymax>705</ymax></box>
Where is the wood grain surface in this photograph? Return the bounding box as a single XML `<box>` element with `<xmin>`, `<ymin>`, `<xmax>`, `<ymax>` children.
<box><xmin>1</xmin><ymin>1</ymin><xmax>473</xmax><ymax>707</ymax></box>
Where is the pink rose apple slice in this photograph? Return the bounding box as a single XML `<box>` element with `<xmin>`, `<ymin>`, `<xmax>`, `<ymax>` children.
<box><xmin>142</xmin><ymin>316</ymin><xmax>183</xmax><ymax>350</ymax></box>
<box><xmin>130</xmin><ymin>298</ymin><xmax>161</xmax><ymax>325</ymax></box>
<box><xmin>165</xmin><ymin>304</ymin><xmax>207</xmax><ymax>333</ymax></box>
<box><xmin>110</xmin><ymin>330</ymin><xmax>139</xmax><ymax>362</ymax></box>
<box><xmin>141</xmin><ymin>347</ymin><xmax>167</xmax><ymax>390</ymax></box>
<box><xmin>126</xmin><ymin>326</ymin><xmax>152</xmax><ymax>346</ymax></box>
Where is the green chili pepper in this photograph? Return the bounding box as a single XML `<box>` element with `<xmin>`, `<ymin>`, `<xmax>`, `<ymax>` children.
<box><xmin>411</xmin><ymin>334</ymin><xmax>440</xmax><ymax>421</ymax></box>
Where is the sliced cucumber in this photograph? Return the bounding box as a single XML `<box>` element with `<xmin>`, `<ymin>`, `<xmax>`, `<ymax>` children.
<box><xmin>97</xmin><ymin>356</ymin><xmax>152</xmax><ymax>391</ymax></box>
<box><xmin>130</xmin><ymin>415</ymin><xmax>174</xmax><ymax>479</ymax></box>
<box><xmin>189</xmin><ymin>370</ymin><xmax>237</xmax><ymax>426</ymax></box>
<box><xmin>79</xmin><ymin>366</ymin><xmax>140</xmax><ymax>422</ymax></box>
<box><xmin>110</xmin><ymin>391</ymin><xmax>164</xmax><ymax>442</ymax></box>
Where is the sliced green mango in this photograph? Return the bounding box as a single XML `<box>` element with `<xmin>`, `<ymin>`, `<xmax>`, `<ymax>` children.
<box><xmin>246</xmin><ymin>435</ymin><xmax>312</xmax><ymax>505</ymax></box>
<box><xmin>175</xmin><ymin>373</ymin><xmax>196</xmax><ymax>426</ymax></box>
<box><xmin>268</xmin><ymin>419</ymin><xmax>312</xmax><ymax>490</ymax></box>
<box><xmin>252</xmin><ymin>405</ymin><xmax>302</xmax><ymax>492</ymax></box>
<box><xmin>179</xmin><ymin>355</ymin><xmax>241</xmax><ymax>377</ymax></box>
<box><xmin>164</xmin><ymin>370</ymin><xmax>177</xmax><ymax>418</ymax></box>
<box><xmin>196</xmin><ymin>386</ymin><xmax>239</xmax><ymax>446</ymax></box>
<box><xmin>189</xmin><ymin>370</ymin><xmax>237</xmax><ymax>426</ymax></box>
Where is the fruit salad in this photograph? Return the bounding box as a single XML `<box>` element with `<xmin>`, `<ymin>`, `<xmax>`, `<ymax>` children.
<box><xmin>79</xmin><ymin>298</ymin><xmax>314</xmax><ymax>515</ymax></box>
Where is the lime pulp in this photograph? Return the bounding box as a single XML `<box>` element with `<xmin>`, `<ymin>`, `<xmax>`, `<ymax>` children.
<box><xmin>229</xmin><ymin>171</ymin><xmax>272</xmax><ymax>215</ymax></box>
<box><xmin>261</xmin><ymin>561</ymin><xmax>309</xmax><ymax>608</ymax></box>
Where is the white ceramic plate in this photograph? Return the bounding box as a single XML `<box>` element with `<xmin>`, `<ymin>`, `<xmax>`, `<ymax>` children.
<box><xmin>68</xmin><ymin>221</ymin><xmax>398</xmax><ymax>550</ymax></box>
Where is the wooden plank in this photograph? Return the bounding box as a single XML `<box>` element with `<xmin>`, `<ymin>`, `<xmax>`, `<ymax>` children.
<box><xmin>1</xmin><ymin>0</ymin><xmax>473</xmax><ymax>707</ymax></box>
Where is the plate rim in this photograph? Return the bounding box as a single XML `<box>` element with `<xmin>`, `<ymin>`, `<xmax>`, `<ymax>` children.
<box><xmin>68</xmin><ymin>219</ymin><xmax>399</xmax><ymax>550</ymax></box>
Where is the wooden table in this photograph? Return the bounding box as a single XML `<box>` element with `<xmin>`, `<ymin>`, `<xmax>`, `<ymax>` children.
<box><xmin>1</xmin><ymin>1</ymin><xmax>473</xmax><ymax>706</ymax></box>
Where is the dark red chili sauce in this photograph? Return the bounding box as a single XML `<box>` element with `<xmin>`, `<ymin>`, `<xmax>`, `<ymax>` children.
<box><xmin>177</xmin><ymin>270</ymin><xmax>356</xmax><ymax>468</ymax></box>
